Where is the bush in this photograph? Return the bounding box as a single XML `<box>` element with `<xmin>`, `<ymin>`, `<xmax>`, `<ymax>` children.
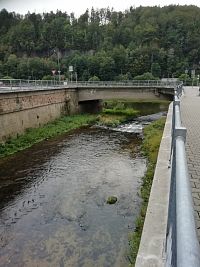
<box><xmin>88</xmin><ymin>75</ymin><xmax>100</xmax><ymax>81</ymax></box>
<box><xmin>133</xmin><ymin>72</ymin><xmax>158</xmax><ymax>80</ymax></box>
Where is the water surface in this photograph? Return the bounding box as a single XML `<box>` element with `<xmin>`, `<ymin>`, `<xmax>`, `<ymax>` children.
<box><xmin>0</xmin><ymin>125</ymin><xmax>146</xmax><ymax>267</ymax></box>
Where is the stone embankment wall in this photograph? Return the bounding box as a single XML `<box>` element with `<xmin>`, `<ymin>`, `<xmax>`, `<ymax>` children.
<box><xmin>0</xmin><ymin>89</ymin><xmax>78</xmax><ymax>142</ymax></box>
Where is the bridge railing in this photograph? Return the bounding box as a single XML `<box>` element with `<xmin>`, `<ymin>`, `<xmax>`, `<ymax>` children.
<box><xmin>166</xmin><ymin>86</ymin><xmax>200</xmax><ymax>266</ymax></box>
<box><xmin>0</xmin><ymin>79</ymin><xmax>64</xmax><ymax>90</ymax></box>
<box><xmin>67</xmin><ymin>80</ymin><xmax>182</xmax><ymax>88</ymax></box>
<box><xmin>0</xmin><ymin>79</ymin><xmax>183</xmax><ymax>91</ymax></box>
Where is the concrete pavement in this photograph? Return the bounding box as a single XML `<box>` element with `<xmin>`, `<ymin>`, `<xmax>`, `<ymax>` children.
<box><xmin>181</xmin><ymin>86</ymin><xmax>200</xmax><ymax>240</ymax></box>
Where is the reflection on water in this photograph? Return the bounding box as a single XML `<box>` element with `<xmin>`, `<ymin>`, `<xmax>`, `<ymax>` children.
<box><xmin>0</xmin><ymin>126</ymin><xmax>146</xmax><ymax>267</ymax></box>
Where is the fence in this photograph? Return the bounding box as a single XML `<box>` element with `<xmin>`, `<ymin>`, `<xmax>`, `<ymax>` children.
<box><xmin>0</xmin><ymin>79</ymin><xmax>183</xmax><ymax>92</ymax></box>
<box><xmin>166</xmin><ymin>86</ymin><xmax>200</xmax><ymax>266</ymax></box>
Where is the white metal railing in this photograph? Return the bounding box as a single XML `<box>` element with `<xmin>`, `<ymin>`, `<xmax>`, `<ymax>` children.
<box><xmin>166</xmin><ymin>86</ymin><xmax>200</xmax><ymax>266</ymax></box>
<box><xmin>0</xmin><ymin>79</ymin><xmax>183</xmax><ymax>92</ymax></box>
<box><xmin>67</xmin><ymin>80</ymin><xmax>182</xmax><ymax>88</ymax></box>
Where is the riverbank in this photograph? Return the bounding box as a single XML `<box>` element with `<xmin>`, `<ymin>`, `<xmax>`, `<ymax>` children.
<box><xmin>128</xmin><ymin>117</ymin><xmax>166</xmax><ymax>266</ymax></box>
<box><xmin>0</xmin><ymin>114</ymin><xmax>97</xmax><ymax>158</ymax></box>
<box><xmin>0</xmin><ymin>102</ymin><xmax>143</xmax><ymax>158</ymax></box>
<box><xmin>0</xmin><ymin>100</ymin><xmax>169</xmax><ymax>159</ymax></box>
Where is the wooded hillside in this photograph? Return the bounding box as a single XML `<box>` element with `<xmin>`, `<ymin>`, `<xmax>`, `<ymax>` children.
<box><xmin>0</xmin><ymin>5</ymin><xmax>199</xmax><ymax>81</ymax></box>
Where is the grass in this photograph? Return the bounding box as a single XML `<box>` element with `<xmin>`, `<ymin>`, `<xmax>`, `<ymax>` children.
<box><xmin>97</xmin><ymin>114</ymin><xmax>127</xmax><ymax>126</ymax></box>
<box><xmin>0</xmin><ymin>114</ymin><xmax>97</xmax><ymax>158</ymax></box>
<box><xmin>103</xmin><ymin>108</ymin><xmax>139</xmax><ymax>117</ymax></box>
<box><xmin>97</xmin><ymin>108</ymin><xmax>139</xmax><ymax>127</ymax></box>
<box><xmin>128</xmin><ymin>117</ymin><xmax>166</xmax><ymax>266</ymax></box>
<box><xmin>98</xmin><ymin>101</ymin><xmax>141</xmax><ymax>126</ymax></box>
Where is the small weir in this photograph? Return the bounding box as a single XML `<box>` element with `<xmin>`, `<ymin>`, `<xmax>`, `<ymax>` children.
<box><xmin>0</xmin><ymin>113</ymin><xmax>164</xmax><ymax>267</ymax></box>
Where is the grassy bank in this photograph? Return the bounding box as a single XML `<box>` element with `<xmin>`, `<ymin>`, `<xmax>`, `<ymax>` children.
<box><xmin>0</xmin><ymin>100</ymin><xmax>168</xmax><ymax>159</ymax></box>
<box><xmin>128</xmin><ymin>117</ymin><xmax>166</xmax><ymax>266</ymax></box>
<box><xmin>104</xmin><ymin>100</ymin><xmax>170</xmax><ymax>116</ymax></box>
<box><xmin>98</xmin><ymin>99</ymin><xmax>169</xmax><ymax>127</ymax></box>
<box><xmin>0</xmin><ymin>114</ymin><xmax>97</xmax><ymax>158</ymax></box>
<box><xmin>97</xmin><ymin>109</ymin><xmax>139</xmax><ymax>126</ymax></box>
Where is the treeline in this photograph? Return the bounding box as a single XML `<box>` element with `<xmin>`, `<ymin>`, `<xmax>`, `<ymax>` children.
<box><xmin>0</xmin><ymin>5</ymin><xmax>200</xmax><ymax>81</ymax></box>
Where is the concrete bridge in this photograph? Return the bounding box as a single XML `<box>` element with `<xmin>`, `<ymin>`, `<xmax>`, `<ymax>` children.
<box><xmin>69</xmin><ymin>81</ymin><xmax>175</xmax><ymax>102</ymax></box>
<box><xmin>0</xmin><ymin>79</ymin><xmax>180</xmax><ymax>142</ymax></box>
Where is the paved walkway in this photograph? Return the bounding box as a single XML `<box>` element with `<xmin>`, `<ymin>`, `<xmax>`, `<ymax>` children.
<box><xmin>181</xmin><ymin>86</ymin><xmax>200</xmax><ymax>240</ymax></box>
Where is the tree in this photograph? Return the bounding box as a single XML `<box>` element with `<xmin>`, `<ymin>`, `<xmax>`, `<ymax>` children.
<box><xmin>9</xmin><ymin>20</ymin><xmax>35</xmax><ymax>54</ymax></box>
<box><xmin>133</xmin><ymin>72</ymin><xmax>158</xmax><ymax>80</ymax></box>
<box><xmin>151</xmin><ymin>62</ymin><xmax>161</xmax><ymax>78</ymax></box>
<box><xmin>89</xmin><ymin>75</ymin><xmax>100</xmax><ymax>81</ymax></box>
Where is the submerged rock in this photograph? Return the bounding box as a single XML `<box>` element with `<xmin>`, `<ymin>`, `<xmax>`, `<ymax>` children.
<box><xmin>106</xmin><ymin>196</ymin><xmax>117</xmax><ymax>204</ymax></box>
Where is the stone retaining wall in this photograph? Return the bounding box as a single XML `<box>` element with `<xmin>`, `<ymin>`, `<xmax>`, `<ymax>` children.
<box><xmin>0</xmin><ymin>89</ymin><xmax>78</xmax><ymax>142</ymax></box>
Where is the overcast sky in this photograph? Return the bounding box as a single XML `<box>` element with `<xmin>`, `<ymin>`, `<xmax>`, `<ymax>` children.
<box><xmin>0</xmin><ymin>0</ymin><xmax>199</xmax><ymax>17</ymax></box>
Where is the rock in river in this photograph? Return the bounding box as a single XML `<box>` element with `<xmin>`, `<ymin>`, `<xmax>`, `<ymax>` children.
<box><xmin>106</xmin><ymin>196</ymin><xmax>117</xmax><ymax>204</ymax></box>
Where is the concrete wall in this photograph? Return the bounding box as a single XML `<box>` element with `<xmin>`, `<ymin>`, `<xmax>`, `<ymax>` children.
<box><xmin>135</xmin><ymin>103</ymin><xmax>173</xmax><ymax>266</ymax></box>
<box><xmin>78</xmin><ymin>87</ymin><xmax>174</xmax><ymax>102</ymax></box>
<box><xmin>0</xmin><ymin>89</ymin><xmax>78</xmax><ymax>142</ymax></box>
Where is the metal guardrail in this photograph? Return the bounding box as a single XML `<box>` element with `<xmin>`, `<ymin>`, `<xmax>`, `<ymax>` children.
<box><xmin>0</xmin><ymin>79</ymin><xmax>183</xmax><ymax>92</ymax></box>
<box><xmin>166</xmin><ymin>85</ymin><xmax>200</xmax><ymax>266</ymax></box>
<box><xmin>0</xmin><ymin>79</ymin><xmax>64</xmax><ymax>91</ymax></box>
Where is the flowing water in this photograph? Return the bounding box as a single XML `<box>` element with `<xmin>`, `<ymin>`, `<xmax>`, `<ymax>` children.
<box><xmin>0</xmin><ymin>113</ymin><xmax>164</xmax><ymax>267</ymax></box>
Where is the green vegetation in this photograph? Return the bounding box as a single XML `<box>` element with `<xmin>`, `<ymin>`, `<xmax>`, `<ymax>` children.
<box><xmin>104</xmin><ymin>100</ymin><xmax>169</xmax><ymax>115</ymax></box>
<box><xmin>103</xmin><ymin>108</ymin><xmax>139</xmax><ymax>117</ymax></box>
<box><xmin>128</xmin><ymin>117</ymin><xmax>166</xmax><ymax>266</ymax></box>
<box><xmin>98</xmin><ymin>101</ymin><xmax>140</xmax><ymax>126</ymax></box>
<box><xmin>0</xmin><ymin>114</ymin><xmax>97</xmax><ymax>158</ymax></box>
<box><xmin>0</xmin><ymin>6</ymin><xmax>200</xmax><ymax>81</ymax></box>
<box><xmin>97</xmin><ymin>114</ymin><xmax>127</xmax><ymax>126</ymax></box>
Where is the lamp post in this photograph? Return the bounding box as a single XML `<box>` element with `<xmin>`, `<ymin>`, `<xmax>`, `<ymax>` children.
<box><xmin>185</xmin><ymin>69</ymin><xmax>188</xmax><ymax>85</ymax></box>
<box><xmin>53</xmin><ymin>49</ymin><xmax>61</xmax><ymax>82</ymax></box>
<box><xmin>69</xmin><ymin>65</ymin><xmax>73</xmax><ymax>82</ymax></box>
<box><xmin>191</xmin><ymin>69</ymin><xmax>195</xmax><ymax>87</ymax></box>
<box><xmin>58</xmin><ymin>70</ymin><xmax>61</xmax><ymax>83</ymax></box>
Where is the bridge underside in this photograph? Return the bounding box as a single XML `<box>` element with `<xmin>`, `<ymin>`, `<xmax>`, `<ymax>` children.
<box><xmin>77</xmin><ymin>87</ymin><xmax>173</xmax><ymax>113</ymax></box>
<box><xmin>79</xmin><ymin>100</ymin><xmax>103</xmax><ymax>114</ymax></box>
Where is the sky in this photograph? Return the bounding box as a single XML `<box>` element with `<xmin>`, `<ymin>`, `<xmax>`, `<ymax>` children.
<box><xmin>0</xmin><ymin>0</ymin><xmax>199</xmax><ymax>17</ymax></box>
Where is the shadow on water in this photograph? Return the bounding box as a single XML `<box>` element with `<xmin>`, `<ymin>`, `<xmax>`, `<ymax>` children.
<box><xmin>0</xmin><ymin>110</ymin><xmax>166</xmax><ymax>267</ymax></box>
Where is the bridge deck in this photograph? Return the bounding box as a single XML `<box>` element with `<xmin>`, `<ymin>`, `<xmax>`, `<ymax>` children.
<box><xmin>181</xmin><ymin>86</ymin><xmax>200</xmax><ymax>241</ymax></box>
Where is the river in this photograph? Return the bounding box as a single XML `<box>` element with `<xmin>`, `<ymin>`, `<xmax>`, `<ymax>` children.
<box><xmin>0</xmin><ymin>114</ymin><xmax>163</xmax><ymax>267</ymax></box>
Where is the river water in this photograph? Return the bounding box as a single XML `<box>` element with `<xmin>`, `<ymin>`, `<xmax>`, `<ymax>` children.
<box><xmin>0</xmin><ymin>114</ymin><xmax>163</xmax><ymax>267</ymax></box>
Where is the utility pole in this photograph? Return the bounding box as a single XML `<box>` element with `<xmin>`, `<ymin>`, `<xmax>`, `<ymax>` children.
<box><xmin>54</xmin><ymin>49</ymin><xmax>61</xmax><ymax>82</ymax></box>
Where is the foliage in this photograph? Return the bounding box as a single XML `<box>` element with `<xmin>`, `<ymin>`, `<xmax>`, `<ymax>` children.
<box><xmin>0</xmin><ymin>6</ymin><xmax>200</xmax><ymax>80</ymax></box>
<box><xmin>42</xmin><ymin>74</ymin><xmax>54</xmax><ymax>80</ymax></box>
<box><xmin>97</xmin><ymin>114</ymin><xmax>126</xmax><ymax>126</ymax></box>
<box><xmin>88</xmin><ymin>75</ymin><xmax>100</xmax><ymax>81</ymax></box>
<box><xmin>128</xmin><ymin>117</ymin><xmax>166</xmax><ymax>266</ymax></box>
<box><xmin>103</xmin><ymin>108</ymin><xmax>139</xmax><ymax>117</ymax></box>
<box><xmin>133</xmin><ymin>72</ymin><xmax>158</xmax><ymax>80</ymax></box>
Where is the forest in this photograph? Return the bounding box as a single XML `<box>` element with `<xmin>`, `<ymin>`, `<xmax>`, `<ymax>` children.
<box><xmin>0</xmin><ymin>5</ymin><xmax>200</xmax><ymax>81</ymax></box>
